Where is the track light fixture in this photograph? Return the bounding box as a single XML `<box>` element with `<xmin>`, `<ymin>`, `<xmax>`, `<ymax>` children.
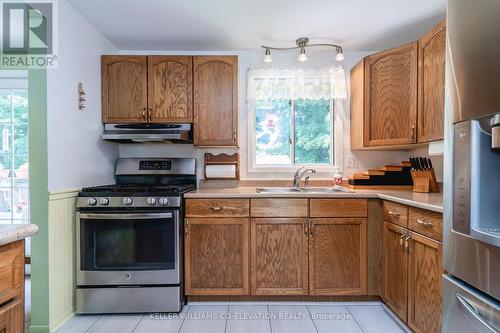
<box><xmin>262</xmin><ymin>37</ymin><xmax>344</xmax><ymax>64</ymax></box>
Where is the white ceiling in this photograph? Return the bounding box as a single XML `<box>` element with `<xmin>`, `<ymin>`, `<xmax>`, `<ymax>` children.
<box><xmin>67</xmin><ymin>0</ymin><xmax>446</xmax><ymax>51</ymax></box>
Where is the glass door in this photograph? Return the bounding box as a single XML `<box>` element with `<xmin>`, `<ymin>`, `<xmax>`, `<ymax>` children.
<box><xmin>79</xmin><ymin>212</ymin><xmax>177</xmax><ymax>271</ymax></box>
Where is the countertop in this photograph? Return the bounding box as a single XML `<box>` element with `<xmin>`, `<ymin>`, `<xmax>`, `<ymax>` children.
<box><xmin>185</xmin><ymin>187</ymin><xmax>443</xmax><ymax>213</ymax></box>
<box><xmin>0</xmin><ymin>224</ymin><xmax>39</xmax><ymax>246</ymax></box>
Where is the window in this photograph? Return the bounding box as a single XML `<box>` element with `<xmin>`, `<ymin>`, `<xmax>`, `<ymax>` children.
<box><xmin>247</xmin><ymin>67</ymin><xmax>346</xmax><ymax>172</ymax></box>
<box><xmin>0</xmin><ymin>88</ymin><xmax>29</xmax><ymax>225</ymax></box>
<box><xmin>255</xmin><ymin>98</ymin><xmax>333</xmax><ymax>165</ymax></box>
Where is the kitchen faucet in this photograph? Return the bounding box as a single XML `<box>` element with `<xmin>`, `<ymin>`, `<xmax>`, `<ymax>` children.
<box><xmin>292</xmin><ymin>167</ymin><xmax>316</xmax><ymax>188</ymax></box>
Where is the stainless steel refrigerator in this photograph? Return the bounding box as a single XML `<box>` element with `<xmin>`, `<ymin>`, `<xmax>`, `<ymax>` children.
<box><xmin>443</xmin><ymin>0</ymin><xmax>500</xmax><ymax>331</ymax></box>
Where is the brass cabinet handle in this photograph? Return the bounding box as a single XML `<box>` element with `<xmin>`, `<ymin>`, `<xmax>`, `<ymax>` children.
<box><xmin>142</xmin><ymin>107</ymin><xmax>147</xmax><ymax>121</ymax></box>
<box><xmin>309</xmin><ymin>220</ymin><xmax>314</xmax><ymax>238</ymax></box>
<box><xmin>411</xmin><ymin>124</ymin><xmax>416</xmax><ymax>142</ymax></box>
<box><xmin>211</xmin><ymin>206</ymin><xmax>225</xmax><ymax>211</ymax></box>
<box><xmin>404</xmin><ymin>235</ymin><xmax>411</xmax><ymax>253</ymax></box>
<box><xmin>233</xmin><ymin>128</ymin><xmax>237</xmax><ymax>144</ymax></box>
<box><xmin>400</xmin><ymin>234</ymin><xmax>406</xmax><ymax>250</ymax></box>
<box><xmin>388</xmin><ymin>211</ymin><xmax>400</xmax><ymax>218</ymax></box>
<box><xmin>416</xmin><ymin>218</ymin><xmax>433</xmax><ymax>227</ymax></box>
<box><xmin>148</xmin><ymin>107</ymin><xmax>152</xmax><ymax>120</ymax></box>
<box><xmin>185</xmin><ymin>219</ymin><xmax>189</xmax><ymax>237</ymax></box>
<box><xmin>304</xmin><ymin>219</ymin><xmax>309</xmax><ymax>237</ymax></box>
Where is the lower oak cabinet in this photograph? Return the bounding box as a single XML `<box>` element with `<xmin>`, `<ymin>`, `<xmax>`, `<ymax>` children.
<box><xmin>251</xmin><ymin>218</ymin><xmax>309</xmax><ymax>295</ymax></box>
<box><xmin>309</xmin><ymin>218</ymin><xmax>366</xmax><ymax>295</ymax></box>
<box><xmin>382</xmin><ymin>206</ymin><xmax>442</xmax><ymax>333</ymax></box>
<box><xmin>184</xmin><ymin>217</ymin><xmax>249</xmax><ymax>295</ymax></box>
<box><xmin>0</xmin><ymin>300</ymin><xmax>23</xmax><ymax>333</ymax></box>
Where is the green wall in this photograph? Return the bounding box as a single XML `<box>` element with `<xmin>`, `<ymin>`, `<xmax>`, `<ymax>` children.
<box><xmin>28</xmin><ymin>69</ymin><xmax>50</xmax><ymax>333</ymax></box>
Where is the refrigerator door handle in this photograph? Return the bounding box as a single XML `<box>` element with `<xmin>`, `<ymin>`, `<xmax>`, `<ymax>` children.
<box><xmin>456</xmin><ymin>293</ymin><xmax>499</xmax><ymax>333</ymax></box>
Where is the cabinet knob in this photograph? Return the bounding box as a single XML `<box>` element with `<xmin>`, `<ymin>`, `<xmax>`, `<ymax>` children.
<box><xmin>411</xmin><ymin>124</ymin><xmax>416</xmax><ymax>142</ymax></box>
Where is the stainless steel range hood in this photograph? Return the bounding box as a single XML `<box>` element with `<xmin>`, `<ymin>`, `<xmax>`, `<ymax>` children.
<box><xmin>102</xmin><ymin>123</ymin><xmax>193</xmax><ymax>143</ymax></box>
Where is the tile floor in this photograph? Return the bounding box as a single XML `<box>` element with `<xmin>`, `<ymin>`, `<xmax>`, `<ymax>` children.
<box><xmin>55</xmin><ymin>302</ymin><xmax>410</xmax><ymax>333</ymax></box>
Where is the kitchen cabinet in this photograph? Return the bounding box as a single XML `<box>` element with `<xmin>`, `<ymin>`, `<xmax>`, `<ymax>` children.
<box><xmin>418</xmin><ymin>20</ymin><xmax>446</xmax><ymax>143</ymax></box>
<box><xmin>382</xmin><ymin>221</ymin><xmax>409</xmax><ymax>321</ymax></box>
<box><xmin>0</xmin><ymin>300</ymin><xmax>23</xmax><ymax>333</ymax></box>
<box><xmin>407</xmin><ymin>231</ymin><xmax>442</xmax><ymax>333</ymax></box>
<box><xmin>350</xmin><ymin>22</ymin><xmax>446</xmax><ymax>149</ymax></box>
<box><xmin>309</xmin><ymin>218</ymin><xmax>366</xmax><ymax>295</ymax></box>
<box><xmin>0</xmin><ymin>240</ymin><xmax>24</xmax><ymax>333</ymax></box>
<box><xmin>364</xmin><ymin>42</ymin><xmax>419</xmax><ymax>147</ymax></box>
<box><xmin>102</xmin><ymin>55</ymin><xmax>148</xmax><ymax>123</ymax></box>
<box><xmin>382</xmin><ymin>201</ymin><xmax>442</xmax><ymax>331</ymax></box>
<box><xmin>193</xmin><ymin>56</ymin><xmax>238</xmax><ymax>146</ymax></box>
<box><xmin>250</xmin><ymin>218</ymin><xmax>309</xmax><ymax>295</ymax></box>
<box><xmin>102</xmin><ymin>55</ymin><xmax>193</xmax><ymax>124</ymax></box>
<box><xmin>148</xmin><ymin>56</ymin><xmax>193</xmax><ymax>123</ymax></box>
<box><xmin>184</xmin><ymin>217</ymin><xmax>249</xmax><ymax>295</ymax></box>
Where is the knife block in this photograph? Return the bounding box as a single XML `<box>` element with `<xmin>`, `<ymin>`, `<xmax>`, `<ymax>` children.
<box><xmin>411</xmin><ymin>169</ymin><xmax>439</xmax><ymax>193</ymax></box>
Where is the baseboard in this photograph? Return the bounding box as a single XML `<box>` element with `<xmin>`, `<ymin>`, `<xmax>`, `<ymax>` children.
<box><xmin>28</xmin><ymin>325</ymin><xmax>50</xmax><ymax>333</ymax></box>
<box><xmin>187</xmin><ymin>295</ymin><xmax>381</xmax><ymax>302</ymax></box>
<box><xmin>49</xmin><ymin>310</ymin><xmax>74</xmax><ymax>332</ymax></box>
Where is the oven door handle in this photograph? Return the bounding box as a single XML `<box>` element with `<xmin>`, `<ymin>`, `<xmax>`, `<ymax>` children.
<box><xmin>78</xmin><ymin>212</ymin><xmax>174</xmax><ymax>220</ymax></box>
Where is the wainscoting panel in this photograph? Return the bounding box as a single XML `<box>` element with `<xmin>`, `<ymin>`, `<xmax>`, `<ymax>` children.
<box><xmin>48</xmin><ymin>190</ymin><xmax>78</xmax><ymax>331</ymax></box>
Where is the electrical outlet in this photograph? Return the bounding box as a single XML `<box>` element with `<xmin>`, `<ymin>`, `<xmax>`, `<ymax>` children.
<box><xmin>345</xmin><ymin>155</ymin><xmax>357</xmax><ymax>168</ymax></box>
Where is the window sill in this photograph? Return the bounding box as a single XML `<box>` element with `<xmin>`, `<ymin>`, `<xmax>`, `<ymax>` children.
<box><xmin>247</xmin><ymin>165</ymin><xmax>342</xmax><ymax>174</ymax></box>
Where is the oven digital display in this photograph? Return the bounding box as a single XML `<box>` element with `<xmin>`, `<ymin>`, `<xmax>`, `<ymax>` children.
<box><xmin>139</xmin><ymin>160</ymin><xmax>172</xmax><ymax>171</ymax></box>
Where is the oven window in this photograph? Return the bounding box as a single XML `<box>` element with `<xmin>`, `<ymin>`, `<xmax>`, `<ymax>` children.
<box><xmin>81</xmin><ymin>216</ymin><xmax>176</xmax><ymax>271</ymax></box>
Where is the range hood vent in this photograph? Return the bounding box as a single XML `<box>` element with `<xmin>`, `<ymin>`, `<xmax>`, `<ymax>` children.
<box><xmin>102</xmin><ymin>123</ymin><xmax>193</xmax><ymax>144</ymax></box>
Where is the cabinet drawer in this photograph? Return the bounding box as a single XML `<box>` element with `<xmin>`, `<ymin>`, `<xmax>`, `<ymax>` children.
<box><xmin>383</xmin><ymin>201</ymin><xmax>408</xmax><ymax>227</ymax></box>
<box><xmin>409</xmin><ymin>207</ymin><xmax>442</xmax><ymax>241</ymax></box>
<box><xmin>0</xmin><ymin>241</ymin><xmax>24</xmax><ymax>305</ymax></box>
<box><xmin>310</xmin><ymin>199</ymin><xmax>367</xmax><ymax>218</ymax></box>
<box><xmin>186</xmin><ymin>199</ymin><xmax>249</xmax><ymax>217</ymax></box>
<box><xmin>250</xmin><ymin>199</ymin><xmax>308</xmax><ymax>217</ymax></box>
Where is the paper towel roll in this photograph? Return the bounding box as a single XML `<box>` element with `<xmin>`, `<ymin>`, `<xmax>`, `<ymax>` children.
<box><xmin>205</xmin><ymin>165</ymin><xmax>237</xmax><ymax>178</ymax></box>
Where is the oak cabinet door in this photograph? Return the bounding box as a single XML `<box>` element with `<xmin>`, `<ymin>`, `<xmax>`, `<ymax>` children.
<box><xmin>418</xmin><ymin>21</ymin><xmax>446</xmax><ymax>143</ymax></box>
<box><xmin>193</xmin><ymin>56</ymin><xmax>238</xmax><ymax>146</ymax></box>
<box><xmin>102</xmin><ymin>56</ymin><xmax>148</xmax><ymax>123</ymax></box>
<box><xmin>185</xmin><ymin>218</ymin><xmax>249</xmax><ymax>295</ymax></box>
<box><xmin>0</xmin><ymin>300</ymin><xmax>23</xmax><ymax>333</ymax></box>
<box><xmin>251</xmin><ymin>218</ymin><xmax>308</xmax><ymax>295</ymax></box>
<box><xmin>364</xmin><ymin>42</ymin><xmax>418</xmax><ymax>146</ymax></box>
<box><xmin>309</xmin><ymin>218</ymin><xmax>366</xmax><ymax>295</ymax></box>
<box><xmin>148</xmin><ymin>56</ymin><xmax>193</xmax><ymax>123</ymax></box>
<box><xmin>408</xmin><ymin>232</ymin><xmax>442</xmax><ymax>333</ymax></box>
<box><xmin>382</xmin><ymin>221</ymin><xmax>408</xmax><ymax>322</ymax></box>
<box><xmin>0</xmin><ymin>240</ymin><xmax>24</xmax><ymax>305</ymax></box>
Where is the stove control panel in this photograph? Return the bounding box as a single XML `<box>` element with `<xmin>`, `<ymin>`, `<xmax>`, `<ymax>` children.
<box><xmin>77</xmin><ymin>196</ymin><xmax>181</xmax><ymax>208</ymax></box>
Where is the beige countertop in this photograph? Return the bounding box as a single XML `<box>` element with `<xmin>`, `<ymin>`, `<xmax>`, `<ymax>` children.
<box><xmin>0</xmin><ymin>224</ymin><xmax>39</xmax><ymax>246</ymax></box>
<box><xmin>185</xmin><ymin>187</ymin><xmax>443</xmax><ymax>213</ymax></box>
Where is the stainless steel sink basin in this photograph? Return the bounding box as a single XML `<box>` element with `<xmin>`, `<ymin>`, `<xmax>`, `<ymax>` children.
<box><xmin>255</xmin><ymin>186</ymin><xmax>354</xmax><ymax>194</ymax></box>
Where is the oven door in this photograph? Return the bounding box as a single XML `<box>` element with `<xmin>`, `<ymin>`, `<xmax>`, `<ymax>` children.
<box><xmin>76</xmin><ymin>211</ymin><xmax>180</xmax><ymax>286</ymax></box>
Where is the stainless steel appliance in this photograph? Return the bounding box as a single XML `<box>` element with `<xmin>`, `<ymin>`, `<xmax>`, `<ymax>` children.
<box><xmin>444</xmin><ymin>0</ymin><xmax>500</xmax><ymax>331</ymax></box>
<box><xmin>102</xmin><ymin>123</ymin><xmax>193</xmax><ymax>143</ymax></box>
<box><xmin>75</xmin><ymin>158</ymin><xmax>196</xmax><ymax>314</ymax></box>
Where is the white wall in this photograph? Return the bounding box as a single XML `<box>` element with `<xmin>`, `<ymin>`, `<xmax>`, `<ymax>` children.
<box><xmin>118</xmin><ymin>49</ymin><xmax>409</xmax><ymax>180</ymax></box>
<box><xmin>47</xmin><ymin>0</ymin><xmax>119</xmax><ymax>192</ymax></box>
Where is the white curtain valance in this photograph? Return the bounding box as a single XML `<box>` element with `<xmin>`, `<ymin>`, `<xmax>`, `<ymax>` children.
<box><xmin>247</xmin><ymin>66</ymin><xmax>347</xmax><ymax>101</ymax></box>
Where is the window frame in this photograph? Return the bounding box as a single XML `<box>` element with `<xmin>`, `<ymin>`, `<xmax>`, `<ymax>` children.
<box><xmin>247</xmin><ymin>97</ymin><xmax>344</xmax><ymax>174</ymax></box>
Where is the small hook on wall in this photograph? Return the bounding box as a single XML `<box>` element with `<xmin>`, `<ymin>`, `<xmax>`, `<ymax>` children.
<box><xmin>78</xmin><ymin>82</ymin><xmax>86</xmax><ymax>110</ymax></box>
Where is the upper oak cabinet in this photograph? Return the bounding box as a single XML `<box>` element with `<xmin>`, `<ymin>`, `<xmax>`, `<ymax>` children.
<box><xmin>350</xmin><ymin>21</ymin><xmax>446</xmax><ymax>150</ymax></box>
<box><xmin>193</xmin><ymin>56</ymin><xmax>238</xmax><ymax>146</ymax></box>
<box><xmin>102</xmin><ymin>55</ymin><xmax>193</xmax><ymax>124</ymax></box>
<box><xmin>102</xmin><ymin>56</ymin><xmax>148</xmax><ymax>123</ymax></box>
<box><xmin>418</xmin><ymin>21</ymin><xmax>446</xmax><ymax>143</ymax></box>
<box><xmin>148</xmin><ymin>56</ymin><xmax>193</xmax><ymax>123</ymax></box>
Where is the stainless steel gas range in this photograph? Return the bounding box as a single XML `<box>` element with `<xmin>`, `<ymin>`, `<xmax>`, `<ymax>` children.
<box><xmin>75</xmin><ymin>158</ymin><xmax>196</xmax><ymax>314</ymax></box>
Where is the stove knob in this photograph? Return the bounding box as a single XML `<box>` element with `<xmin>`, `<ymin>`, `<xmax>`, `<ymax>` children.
<box><xmin>99</xmin><ymin>198</ymin><xmax>110</xmax><ymax>206</ymax></box>
<box><xmin>158</xmin><ymin>197</ymin><xmax>169</xmax><ymax>206</ymax></box>
<box><xmin>88</xmin><ymin>198</ymin><xmax>97</xmax><ymax>206</ymax></box>
<box><xmin>122</xmin><ymin>197</ymin><xmax>134</xmax><ymax>206</ymax></box>
<box><xmin>146</xmin><ymin>197</ymin><xmax>157</xmax><ymax>206</ymax></box>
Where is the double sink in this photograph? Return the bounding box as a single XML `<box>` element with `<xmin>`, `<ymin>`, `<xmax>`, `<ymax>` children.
<box><xmin>255</xmin><ymin>186</ymin><xmax>354</xmax><ymax>194</ymax></box>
